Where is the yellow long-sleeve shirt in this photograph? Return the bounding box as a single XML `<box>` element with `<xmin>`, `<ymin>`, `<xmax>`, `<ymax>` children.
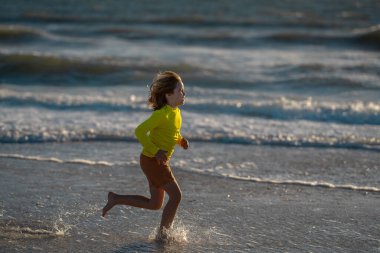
<box><xmin>135</xmin><ymin>105</ymin><xmax>183</xmax><ymax>160</ymax></box>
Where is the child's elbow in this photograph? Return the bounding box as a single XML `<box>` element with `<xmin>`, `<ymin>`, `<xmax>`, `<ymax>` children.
<box><xmin>134</xmin><ymin>127</ymin><xmax>140</xmax><ymax>139</ymax></box>
<box><xmin>134</xmin><ymin>126</ymin><xmax>145</xmax><ymax>142</ymax></box>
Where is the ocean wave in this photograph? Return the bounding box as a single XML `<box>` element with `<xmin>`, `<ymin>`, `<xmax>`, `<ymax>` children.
<box><xmin>0</xmin><ymin>52</ymin><xmax>123</xmax><ymax>75</ymax></box>
<box><xmin>0</xmin><ymin>52</ymin><xmax>201</xmax><ymax>84</ymax></box>
<box><xmin>187</xmin><ymin>98</ymin><xmax>380</xmax><ymax>125</ymax></box>
<box><xmin>0</xmin><ymin>25</ymin><xmax>92</xmax><ymax>45</ymax></box>
<box><xmin>99</xmin><ymin>26</ymin><xmax>246</xmax><ymax>45</ymax></box>
<box><xmin>95</xmin><ymin>23</ymin><xmax>380</xmax><ymax>49</ymax></box>
<box><xmin>0</xmin><ymin>89</ymin><xmax>147</xmax><ymax>112</ymax></box>
<box><xmin>0</xmin><ymin>25</ymin><xmax>47</xmax><ymax>42</ymax></box>
<box><xmin>354</xmin><ymin>25</ymin><xmax>380</xmax><ymax>46</ymax></box>
<box><xmin>265</xmin><ymin>25</ymin><xmax>380</xmax><ymax>49</ymax></box>
<box><xmin>0</xmin><ymin>129</ymin><xmax>379</xmax><ymax>152</ymax></box>
<box><xmin>2</xmin><ymin>89</ymin><xmax>379</xmax><ymax>125</ymax></box>
<box><xmin>4</xmin><ymin>19</ymin><xmax>378</xmax><ymax>49</ymax></box>
<box><xmin>23</xmin><ymin>9</ymin><xmax>375</xmax><ymax>31</ymax></box>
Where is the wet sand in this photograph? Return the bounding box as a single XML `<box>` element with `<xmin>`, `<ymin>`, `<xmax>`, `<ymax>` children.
<box><xmin>0</xmin><ymin>142</ymin><xmax>379</xmax><ymax>252</ymax></box>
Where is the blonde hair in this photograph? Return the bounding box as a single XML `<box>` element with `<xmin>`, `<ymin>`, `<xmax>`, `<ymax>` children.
<box><xmin>148</xmin><ymin>71</ymin><xmax>182</xmax><ymax>110</ymax></box>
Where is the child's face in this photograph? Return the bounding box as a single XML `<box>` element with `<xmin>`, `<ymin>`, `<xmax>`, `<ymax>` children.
<box><xmin>166</xmin><ymin>82</ymin><xmax>185</xmax><ymax>107</ymax></box>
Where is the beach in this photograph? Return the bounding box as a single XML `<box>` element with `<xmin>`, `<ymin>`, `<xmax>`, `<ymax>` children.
<box><xmin>1</xmin><ymin>142</ymin><xmax>379</xmax><ymax>252</ymax></box>
<box><xmin>1</xmin><ymin>0</ymin><xmax>380</xmax><ymax>252</ymax></box>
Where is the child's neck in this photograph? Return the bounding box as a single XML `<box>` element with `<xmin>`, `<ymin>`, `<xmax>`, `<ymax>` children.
<box><xmin>166</xmin><ymin>103</ymin><xmax>178</xmax><ymax>109</ymax></box>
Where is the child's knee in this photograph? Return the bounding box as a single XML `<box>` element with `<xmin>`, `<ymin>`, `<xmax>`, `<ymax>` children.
<box><xmin>150</xmin><ymin>202</ymin><xmax>162</xmax><ymax>210</ymax></box>
<box><xmin>171</xmin><ymin>189</ymin><xmax>182</xmax><ymax>203</ymax></box>
<box><xmin>163</xmin><ymin>182</ymin><xmax>182</xmax><ymax>203</ymax></box>
<box><xmin>149</xmin><ymin>198</ymin><xmax>163</xmax><ymax>210</ymax></box>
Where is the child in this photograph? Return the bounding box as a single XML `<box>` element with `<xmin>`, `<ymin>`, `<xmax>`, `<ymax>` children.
<box><xmin>102</xmin><ymin>71</ymin><xmax>189</xmax><ymax>239</ymax></box>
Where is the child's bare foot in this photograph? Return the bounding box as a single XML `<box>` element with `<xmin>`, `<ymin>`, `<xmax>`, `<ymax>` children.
<box><xmin>155</xmin><ymin>228</ymin><xmax>169</xmax><ymax>243</ymax></box>
<box><xmin>102</xmin><ymin>192</ymin><xmax>117</xmax><ymax>217</ymax></box>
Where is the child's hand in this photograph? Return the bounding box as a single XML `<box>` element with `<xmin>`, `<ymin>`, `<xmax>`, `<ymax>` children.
<box><xmin>180</xmin><ymin>138</ymin><xmax>189</xmax><ymax>150</ymax></box>
<box><xmin>155</xmin><ymin>150</ymin><xmax>168</xmax><ymax>165</ymax></box>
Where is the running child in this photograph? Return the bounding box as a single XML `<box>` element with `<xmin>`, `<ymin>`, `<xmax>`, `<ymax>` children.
<box><xmin>102</xmin><ymin>71</ymin><xmax>189</xmax><ymax>239</ymax></box>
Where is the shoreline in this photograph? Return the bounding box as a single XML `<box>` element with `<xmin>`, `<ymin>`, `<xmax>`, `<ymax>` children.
<box><xmin>1</xmin><ymin>142</ymin><xmax>379</xmax><ymax>252</ymax></box>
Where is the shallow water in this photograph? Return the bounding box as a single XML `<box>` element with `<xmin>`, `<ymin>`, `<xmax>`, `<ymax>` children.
<box><xmin>1</xmin><ymin>142</ymin><xmax>380</xmax><ymax>252</ymax></box>
<box><xmin>1</xmin><ymin>142</ymin><xmax>379</xmax><ymax>191</ymax></box>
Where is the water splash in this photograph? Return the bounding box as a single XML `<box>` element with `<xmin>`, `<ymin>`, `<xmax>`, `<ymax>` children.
<box><xmin>0</xmin><ymin>217</ymin><xmax>72</xmax><ymax>239</ymax></box>
<box><xmin>52</xmin><ymin>214</ymin><xmax>73</xmax><ymax>237</ymax></box>
<box><xmin>0</xmin><ymin>207</ymin><xmax>75</xmax><ymax>240</ymax></box>
<box><xmin>148</xmin><ymin>220</ymin><xmax>189</xmax><ymax>244</ymax></box>
<box><xmin>0</xmin><ymin>225</ymin><xmax>56</xmax><ymax>239</ymax></box>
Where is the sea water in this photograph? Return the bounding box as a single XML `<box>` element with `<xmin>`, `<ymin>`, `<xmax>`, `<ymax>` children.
<box><xmin>1</xmin><ymin>0</ymin><xmax>379</xmax><ymax>149</ymax></box>
<box><xmin>1</xmin><ymin>0</ymin><xmax>380</xmax><ymax>252</ymax></box>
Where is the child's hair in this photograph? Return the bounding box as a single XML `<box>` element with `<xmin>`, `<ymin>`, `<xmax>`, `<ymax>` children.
<box><xmin>148</xmin><ymin>71</ymin><xmax>182</xmax><ymax>110</ymax></box>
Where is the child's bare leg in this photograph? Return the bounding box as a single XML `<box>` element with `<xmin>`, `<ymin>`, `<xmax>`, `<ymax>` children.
<box><xmin>102</xmin><ymin>184</ymin><xmax>164</xmax><ymax>217</ymax></box>
<box><xmin>102</xmin><ymin>192</ymin><xmax>117</xmax><ymax>217</ymax></box>
<box><xmin>159</xmin><ymin>181</ymin><xmax>182</xmax><ymax>232</ymax></box>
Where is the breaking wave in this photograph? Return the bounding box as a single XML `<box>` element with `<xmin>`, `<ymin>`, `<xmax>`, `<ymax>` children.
<box><xmin>0</xmin><ymin>130</ymin><xmax>379</xmax><ymax>151</ymax></box>
<box><xmin>2</xmin><ymin>89</ymin><xmax>379</xmax><ymax>125</ymax></box>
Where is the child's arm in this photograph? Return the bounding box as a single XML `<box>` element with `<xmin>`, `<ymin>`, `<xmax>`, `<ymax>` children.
<box><xmin>155</xmin><ymin>149</ymin><xmax>168</xmax><ymax>165</ymax></box>
<box><xmin>135</xmin><ymin>110</ymin><xmax>164</xmax><ymax>156</ymax></box>
<box><xmin>177</xmin><ymin>133</ymin><xmax>189</xmax><ymax>150</ymax></box>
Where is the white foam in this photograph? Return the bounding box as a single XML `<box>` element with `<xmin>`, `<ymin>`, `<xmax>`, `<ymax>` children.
<box><xmin>1</xmin><ymin>85</ymin><xmax>380</xmax><ymax>150</ymax></box>
<box><xmin>3</xmin><ymin>85</ymin><xmax>380</xmax><ymax>125</ymax></box>
<box><xmin>173</xmin><ymin>159</ymin><xmax>380</xmax><ymax>193</ymax></box>
<box><xmin>0</xmin><ymin>153</ymin><xmax>114</xmax><ymax>166</ymax></box>
<box><xmin>222</xmin><ymin>172</ymin><xmax>380</xmax><ymax>192</ymax></box>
